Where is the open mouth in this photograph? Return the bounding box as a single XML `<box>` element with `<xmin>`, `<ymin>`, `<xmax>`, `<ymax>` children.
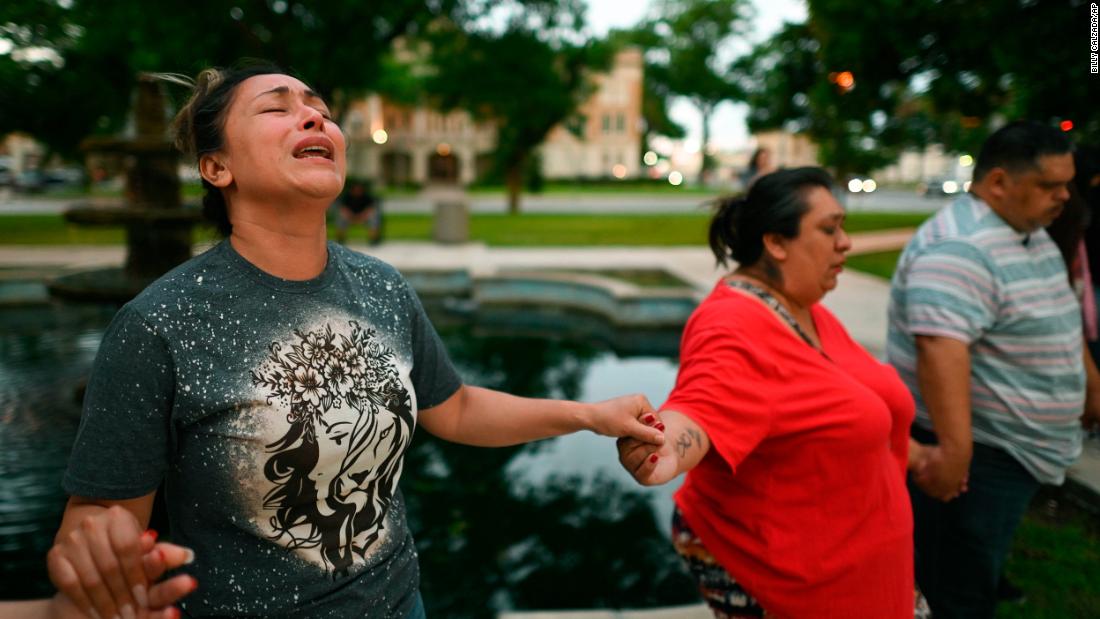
<box><xmin>293</xmin><ymin>145</ymin><xmax>333</xmax><ymax>160</ymax></box>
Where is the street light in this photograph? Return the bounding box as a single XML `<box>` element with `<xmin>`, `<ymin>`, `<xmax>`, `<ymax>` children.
<box><xmin>829</xmin><ymin>71</ymin><xmax>855</xmax><ymax>93</ymax></box>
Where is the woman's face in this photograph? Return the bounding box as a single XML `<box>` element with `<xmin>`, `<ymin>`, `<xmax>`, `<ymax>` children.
<box><xmin>773</xmin><ymin>186</ymin><xmax>851</xmax><ymax>303</ymax></box>
<box><xmin>214</xmin><ymin>73</ymin><xmax>346</xmax><ymax>203</ymax></box>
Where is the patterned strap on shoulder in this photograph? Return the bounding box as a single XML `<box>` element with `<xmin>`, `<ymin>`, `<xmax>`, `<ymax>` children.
<box><xmin>725</xmin><ymin>279</ymin><xmax>824</xmax><ymax>355</ymax></box>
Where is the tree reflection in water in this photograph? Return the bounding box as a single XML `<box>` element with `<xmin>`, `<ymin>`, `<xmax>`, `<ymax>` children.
<box><xmin>406</xmin><ymin>318</ymin><xmax>697</xmax><ymax>618</ymax></box>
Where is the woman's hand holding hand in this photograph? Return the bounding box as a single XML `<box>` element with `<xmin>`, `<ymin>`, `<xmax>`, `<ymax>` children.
<box><xmin>582</xmin><ymin>394</ymin><xmax>665</xmax><ymax>446</ymax></box>
<box><xmin>48</xmin><ymin>505</ymin><xmax>196</xmax><ymax>619</ymax></box>
<box><xmin>617</xmin><ymin>409</ymin><xmax>709</xmax><ymax>487</ymax></box>
<box><xmin>48</xmin><ymin>542</ymin><xmax>197</xmax><ymax>619</ymax></box>
<box><xmin>617</xmin><ymin>430</ymin><xmax>681</xmax><ymax>486</ymax></box>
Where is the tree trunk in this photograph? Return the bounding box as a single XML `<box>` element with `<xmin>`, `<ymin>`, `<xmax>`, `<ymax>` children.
<box><xmin>698</xmin><ymin>101</ymin><xmax>713</xmax><ymax>185</ymax></box>
<box><xmin>505</xmin><ymin>163</ymin><xmax>523</xmax><ymax>215</ymax></box>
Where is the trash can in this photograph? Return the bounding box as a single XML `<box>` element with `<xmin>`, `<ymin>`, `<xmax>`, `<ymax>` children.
<box><xmin>433</xmin><ymin>199</ymin><xmax>469</xmax><ymax>244</ymax></box>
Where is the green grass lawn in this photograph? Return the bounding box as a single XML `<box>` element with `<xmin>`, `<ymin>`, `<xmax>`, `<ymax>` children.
<box><xmin>845</xmin><ymin>249</ymin><xmax>903</xmax><ymax>280</ymax></box>
<box><xmin>998</xmin><ymin>488</ymin><xmax>1100</xmax><ymax>618</ymax></box>
<box><xmin>0</xmin><ymin>212</ymin><xmax>930</xmax><ymax>247</ymax></box>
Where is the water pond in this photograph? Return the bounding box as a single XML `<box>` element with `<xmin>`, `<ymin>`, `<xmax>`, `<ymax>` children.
<box><xmin>0</xmin><ymin>292</ymin><xmax>697</xmax><ymax>617</ymax></box>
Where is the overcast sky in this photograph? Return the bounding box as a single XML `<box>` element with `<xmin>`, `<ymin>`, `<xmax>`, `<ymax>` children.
<box><xmin>585</xmin><ymin>0</ymin><xmax>808</xmax><ymax>152</ymax></box>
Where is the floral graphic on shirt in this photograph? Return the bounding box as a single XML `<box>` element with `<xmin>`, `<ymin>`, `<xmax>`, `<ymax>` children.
<box><xmin>250</xmin><ymin>321</ymin><xmax>414</xmax><ymax>575</ymax></box>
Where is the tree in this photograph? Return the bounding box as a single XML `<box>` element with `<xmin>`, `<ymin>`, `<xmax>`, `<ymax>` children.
<box><xmin>424</xmin><ymin>0</ymin><xmax>609</xmax><ymax>214</ymax></box>
<box><xmin>638</xmin><ymin>0</ymin><xmax>751</xmax><ymax>183</ymax></box>
<box><xmin>0</xmin><ymin>0</ymin><xmax>458</xmax><ymax>158</ymax></box>
<box><xmin>736</xmin><ymin>1</ymin><xmax>1093</xmax><ymax>185</ymax></box>
<box><xmin>735</xmin><ymin>20</ymin><xmax>935</xmax><ymax>184</ymax></box>
<box><xmin>805</xmin><ymin>0</ymin><xmax>1094</xmax><ymax>153</ymax></box>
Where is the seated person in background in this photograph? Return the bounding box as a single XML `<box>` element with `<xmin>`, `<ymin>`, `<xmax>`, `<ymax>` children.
<box><xmin>335</xmin><ymin>180</ymin><xmax>382</xmax><ymax>245</ymax></box>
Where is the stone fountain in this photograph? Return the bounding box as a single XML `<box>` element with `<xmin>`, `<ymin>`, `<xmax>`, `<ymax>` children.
<box><xmin>47</xmin><ymin>73</ymin><xmax>201</xmax><ymax>303</ymax></box>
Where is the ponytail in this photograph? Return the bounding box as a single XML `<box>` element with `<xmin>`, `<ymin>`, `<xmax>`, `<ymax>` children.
<box><xmin>709</xmin><ymin>196</ymin><xmax>746</xmax><ymax>268</ymax></box>
<box><xmin>706</xmin><ymin>167</ymin><xmax>834</xmax><ymax>268</ymax></box>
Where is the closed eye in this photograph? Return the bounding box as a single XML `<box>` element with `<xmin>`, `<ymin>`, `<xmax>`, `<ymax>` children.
<box><xmin>262</xmin><ymin>108</ymin><xmax>286</xmax><ymax>114</ymax></box>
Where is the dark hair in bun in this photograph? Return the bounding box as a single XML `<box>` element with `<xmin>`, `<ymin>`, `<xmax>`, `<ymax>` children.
<box><xmin>709</xmin><ymin>166</ymin><xmax>835</xmax><ymax>267</ymax></box>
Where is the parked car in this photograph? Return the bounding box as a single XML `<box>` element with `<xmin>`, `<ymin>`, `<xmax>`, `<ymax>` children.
<box><xmin>845</xmin><ymin>176</ymin><xmax>878</xmax><ymax>193</ymax></box>
<box><xmin>918</xmin><ymin>177</ymin><xmax>971</xmax><ymax>197</ymax></box>
<box><xmin>14</xmin><ymin>167</ymin><xmax>84</xmax><ymax>193</ymax></box>
<box><xmin>0</xmin><ymin>156</ymin><xmax>14</xmax><ymax>187</ymax></box>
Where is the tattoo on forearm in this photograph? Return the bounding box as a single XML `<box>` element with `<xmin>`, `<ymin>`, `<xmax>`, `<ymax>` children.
<box><xmin>675</xmin><ymin>428</ymin><xmax>702</xmax><ymax>458</ymax></box>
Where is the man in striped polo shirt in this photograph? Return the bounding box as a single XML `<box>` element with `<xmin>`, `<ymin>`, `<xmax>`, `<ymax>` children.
<box><xmin>887</xmin><ymin>120</ymin><xmax>1100</xmax><ymax>617</ymax></box>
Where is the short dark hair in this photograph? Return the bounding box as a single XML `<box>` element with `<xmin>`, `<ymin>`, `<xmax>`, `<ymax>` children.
<box><xmin>168</xmin><ymin>60</ymin><xmax>290</xmax><ymax>236</ymax></box>
<box><xmin>973</xmin><ymin>120</ymin><xmax>1073</xmax><ymax>182</ymax></box>
<box><xmin>708</xmin><ymin>166</ymin><xmax>834</xmax><ymax>267</ymax></box>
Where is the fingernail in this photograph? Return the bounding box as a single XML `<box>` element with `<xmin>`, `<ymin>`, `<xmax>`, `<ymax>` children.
<box><xmin>644</xmin><ymin>414</ymin><xmax>655</xmax><ymax>424</ymax></box>
<box><xmin>133</xmin><ymin>584</ymin><xmax>148</xmax><ymax>607</ymax></box>
<box><xmin>183</xmin><ymin>547</ymin><xmax>196</xmax><ymax>564</ymax></box>
<box><xmin>166</xmin><ymin>608</ymin><xmax>180</xmax><ymax>619</ymax></box>
<box><xmin>656</xmin><ymin>423</ymin><xmax>665</xmax><ymax>431</ymax></box>
<box><xmin>120</xmin><ymin>605</ymin><xmax>137</xmax><ymax>619</ymax></box>
<box><xmin>143</xmin><ymin>529</ymin><xmax>158</xmax><ymax>543</ymax></box>
<box><xmin>649</xmin><ymin>454</ymin><xmax>659</xmax><ymax>463</ymax></box>
<box><xmin>188</xmin><ymin>575</ymin><xmax>200</xmax><ymax>592</ymax></box>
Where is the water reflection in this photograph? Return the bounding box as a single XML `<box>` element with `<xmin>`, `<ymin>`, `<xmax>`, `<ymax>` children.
<box><xmin>0</xmin><ymin>300</ymin><xmax>697</xmax><ymax>614</ymax></box>
<box><xmin>0</xmin><ymin>303</ymin><xmax>119</xmax><ymax>598</ymax></box>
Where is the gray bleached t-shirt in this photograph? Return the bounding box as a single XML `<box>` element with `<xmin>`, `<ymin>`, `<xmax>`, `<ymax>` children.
<box><xmin>63</xmin><ymin>241</ymin><xmax>462</xmax><ymax>618</ymax></box>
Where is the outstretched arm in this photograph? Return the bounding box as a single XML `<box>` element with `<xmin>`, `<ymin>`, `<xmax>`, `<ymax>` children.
<box><xmin>417</xmin><ymin>384</ymin><xmax>665</xmax><ymax>447</ymax></box>
<box><xmin>617</xmin><ymin>410</ymin><xmax>710</xmax><ymax>486</ymax></box>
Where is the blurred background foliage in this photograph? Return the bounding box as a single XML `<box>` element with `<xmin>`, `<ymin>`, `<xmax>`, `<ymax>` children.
<box><xmin>0</xmin><ymin>0</ymin><xmax>1091</xmax><ymax>184</ymax></box>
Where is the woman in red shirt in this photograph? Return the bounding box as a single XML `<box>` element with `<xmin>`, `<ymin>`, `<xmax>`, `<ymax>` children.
<box><xmin>619</xmin><ymin>168</ymin><xmax>943</xmax><ymax>618</ymax></box>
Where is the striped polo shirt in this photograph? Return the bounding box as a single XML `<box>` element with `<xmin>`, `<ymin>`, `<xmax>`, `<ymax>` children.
<box><xmin>886</xmin><ymin>193</ymin><xmax>1084</xmax><ymax>484</ymax></box>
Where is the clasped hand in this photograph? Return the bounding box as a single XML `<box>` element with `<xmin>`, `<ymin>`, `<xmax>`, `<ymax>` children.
<box><xmin>48</xmin><ymin>506</ymin><xmax>197</xmax><ymax>619</ymax></box>
<box><xmin>584</xmin><ymin>394</ymin><xmax>666</xmax><ymax>447</ymax></box>
<box><xmin>909</xmin><ymin>443</ymin><xmax>969</xmax><ymax>502</ymax></box>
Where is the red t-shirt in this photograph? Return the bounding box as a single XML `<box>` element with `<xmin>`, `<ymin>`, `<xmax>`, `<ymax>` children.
<box><xmin>667</xmin><ymin>281</ymin><xmax>915</xmax><ymax>618</ymax></box>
